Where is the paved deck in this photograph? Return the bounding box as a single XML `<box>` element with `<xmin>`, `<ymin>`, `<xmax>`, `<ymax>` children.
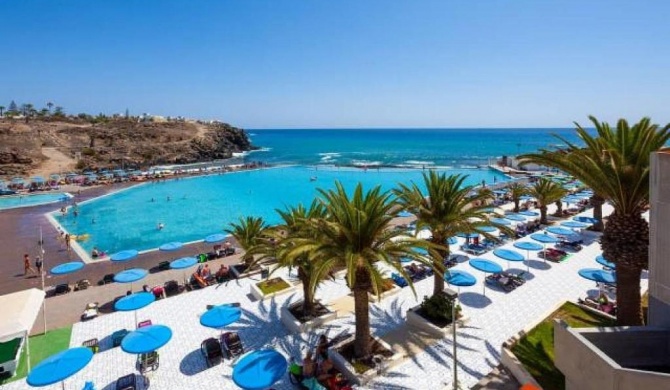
<box><xmin>0</xmin><ymin>203</ymin><xmax>648</xmax><ymax>390</ymax></box>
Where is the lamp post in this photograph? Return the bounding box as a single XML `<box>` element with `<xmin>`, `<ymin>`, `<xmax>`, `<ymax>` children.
<box><xmin>444</xmin><ymin>289</ymin><xmax>459</xmax><ymax>390</ymax></box>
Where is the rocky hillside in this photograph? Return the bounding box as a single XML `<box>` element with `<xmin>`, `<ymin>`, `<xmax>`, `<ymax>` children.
<box><xmin>0</xmin><ymin>118</ymin><xmax>256</xmax><ymax>178</ymax></box>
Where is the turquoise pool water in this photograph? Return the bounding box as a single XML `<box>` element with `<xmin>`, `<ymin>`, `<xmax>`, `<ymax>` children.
<box><xmin>53</xmin><ymin>166</ymin><xmax>508</xmax><ymax>254</ymax></box>
<box><xmin>0</xmin><ymin>192</ymin><xmax>71</xmax><ymax>210</ymax></box>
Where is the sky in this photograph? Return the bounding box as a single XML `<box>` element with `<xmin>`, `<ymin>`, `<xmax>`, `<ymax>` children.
<box><xmin>1</xmin><ymin>0</ymin><xmax>668</xmax><ymax>128</ymax></box>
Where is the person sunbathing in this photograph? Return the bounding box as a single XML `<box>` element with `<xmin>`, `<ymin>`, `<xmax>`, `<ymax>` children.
<box><xmin>216</xmin><ymin>264</ymin><xmax>230</xmax><ymax>282</ymax></box>
<box><xmin>302</xmin><ymin>351</ymin><xmax>317</xmax><ymax>379</ymax></box>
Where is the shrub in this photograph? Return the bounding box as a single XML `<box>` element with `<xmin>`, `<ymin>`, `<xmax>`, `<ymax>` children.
<box><xmin>81</xmin><ymin>148</ymin><xmax>96</xmax><ymax>156</ymax></box>
<box><xmin>420</xmin><ymin>294</ymin><xmax>461</xmax><ymax>322</ymax></box>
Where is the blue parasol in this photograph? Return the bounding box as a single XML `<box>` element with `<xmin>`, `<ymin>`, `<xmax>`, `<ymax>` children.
<box><xmin>398</xmin><ymin>210</ymin><xmax>413</xmax><ymax>218</ymax></box>
<box><xmin>159</xmin><ymin>241</ymin><xmax>183</xmax><ymax>251</ymax></box>
<box><xmin>115</xmin><ymin>292</ymin><xmax>155</xmax><ymax>312</ymax></box>
<box><xmin>232</xmin><ymin>349</ymin><xmax>288</xmax><ymax>390</ymax></box>
<box><xmin>490</xmin><ymin>218</ymin><xmax>511</xmax><ymax>226</ymax></box>
<box><xmin>476</xmin><ymin>226</ymin><xmax>497</xmax><ymax>233</ymax></box>
<box><xmin>110</xmin><ymin>249</ymin><xmax>139</xmax><ymax>262</ymax></box>
<box><xmin>170</xmin><ymin>256</ymin><xmax>198</xmax><ymax>269</ymax></box>
<box><xmin>200</xmin><ymin>304</ymin><xmax>242</xmax><ymax>329</ymax></box>
<box><xmin>26</xmin><ymin>347</ymin><xmax>93</xmax><ymax>387</ymax></box>
<box><xmin>444</xmin><ymin>270</ymin><xmax>476</xmax><ymax>293</ymax></box>
<box><xmin>493</xmin><ymin>190</ymin><xmax>507</xmax><ymax>195</ymax></box>
<box><xmin>469</xmin><ymin>258</ymin><xmax>503</xmax><ymax>296</ymax></box>
<box><xmin>513</xmin><ymin>241</ymin><xmax>543</xmax><ymax>271</ymax></box>
<box><xmin>456</xmin><ymin>232</ymin><xmax>479</xmax><ymax>239</ymax></box>
<box><xmin>493</xmin><ymin>248</ymin><xmax>524</xmax><ymax>270</ymax></box>
<box><xmin>546</xmin><ymin>226</ymin><xmax>576</xmax><ymax>236</ymax></box>
<box><xmin>114</xmin><ymin>268</ymin><xmax>148</xmax><ymax>284</ymax></box>
<box><xmin>561</xmin><ymin>221</ymin><xmax>589</xmax><ymax>228</ymax></box>
<box><xmin>446</xmin><ymin>237</ymin><xmax>458</xmax><ymax>245</ymax></box>
<box><xmin>504</xmin><ymin>214</ymin><xmax>526</xmax><ymax>222</ymax></box>
<box><xmin>578</xmin><ymin>268</ymin><xmax>616</xmax><ymax>285</ymax></box>
<box><xmin>121</xmin><ymin>324</ymin><xmax>173</xmax><ymax>354</ymax></box>
<box><xmin>518</xmin><ymin>210</ymin><xmax>539</xmax><ymax>217</ymax></box>
<box><xmin>595</xmin><ymin>255</ymin><xmax>615</xmax><ymax>269</ymax></box>
<box><xmin>530</xmin><ymin>233</ymin><xmax>559</xmax><ymax>244</ymax></box>
<box><xmin>573</xmin><ymin>216</ymin><xmax>598</xmax><ymax>224</ymax></box>
<box><xmin>50</xmin><ymin>261</ymin><xmax>84</xmax><ymax>275</ymax></box>
<box><xmin>204</xmin><ymin>233</ymin><xmax>226</xmax><ymax>243</ymax></box>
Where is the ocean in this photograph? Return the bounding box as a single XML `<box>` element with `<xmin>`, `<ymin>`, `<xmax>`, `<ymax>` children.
<box><xmin>242</xmin><ymin>128</ymin><xmax>581</xmax><ymax>168</ymax></box>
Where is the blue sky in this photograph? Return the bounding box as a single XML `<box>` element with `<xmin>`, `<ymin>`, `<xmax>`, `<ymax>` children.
<box><xmin>1</xmin><ymin>0</ymin><xmax>668</xmax><ymax>128</ymax></box>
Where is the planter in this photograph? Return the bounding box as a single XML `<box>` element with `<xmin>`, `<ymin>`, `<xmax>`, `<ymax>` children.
<box><xmin>368</xmin><ymin>283</ymin><xmax>402</xmax><ymax>303</ymax></box>
<box><xmin>280</xmin><ymin>300</ymin><xmax>338</xmax><ymax>333</ymax></box>
<box><xmin>406</xmin><ymin>304</ymin><xmax>468</xmax><ymax>338</ymax></box>
<box><xmin>250</xmin><ymin>276</ymin><xmax>297</xmax><ymax>301</ymax></box>
<box><xmin>230</xmin><ymin>263</ymin><xmax>262</xmax><ymax>279</ymax></box>
<box><xmin>328</xmin><ymin>335</ymin><xmax>403</xmax><ymax>385</ymax></box>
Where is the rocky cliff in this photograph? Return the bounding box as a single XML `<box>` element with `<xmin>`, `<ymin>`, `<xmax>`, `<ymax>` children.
<box><xmin>0</xmin><ymin>118</ymin><xmax>256</xmax><ymax>178</ymax></box>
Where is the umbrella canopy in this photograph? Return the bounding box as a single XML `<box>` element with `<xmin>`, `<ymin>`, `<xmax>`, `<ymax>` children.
<box><xmin>446</xmin><ymin>237</ymin><xmax>458</xmax><ymax>245</ymax></box>
<box><xmin>170</xmin><ymin>256</ymin><xmax>198</xmax><ymax>270</ymax></box>
<box><xmin>490</xmin><ymin>218</ymin><xmax>511</xmax><ymax>226</ymax></box>
<box><xmin>200</xmin><ymin>304</ymin><xmax>242</xmax><ymax>329</ymax></box>
<box><xmin>114</xmin><ymin>268</ymin><xmax>148</xmax><ymax>284</ymax></box>
<box><xmin>493</xmin><ymin>190</ymin><xmax>507</xmax><ymax>195</ymax></box>
<box><xmin>159</xmin><ymin>241</ymin><xmax>183</xmax><ymax>252</ymax></box>
<box><xmin>595</xmin><ymin>255</ymin><xmax>616</xmax><ymax>269</ymax></box>
<box><xmin>469</xmin><ymin>259</ymin><xmax>503</xmax><ymax>274</ymax></box>
<box><xmin>513</xmin><ymin>241</ymin><xmax>543</xmax><ymax>251</ymax></box>
<box><xmin>546</xmin><ymin>226</ymin><xmax>576</xmax><ymax>236</ymax></box>
<box><xmin>110</xmin><ymin>249</ymin><xmax>139</xmax><ymax>262</ymax></box>
<box><xmin>562</xmin><ymin>196</ymin><xmax>583</xmax><ymax>204</ymax></box>
<box><xmin>232</xmin><ymin>349</ymin><xmax>288</xmax><ymax>390</ymax></box>
<box><xmin>456</xmin><ymin>232</ymin><xmax>479</xmax><ymax>239</ymax></box>
<box><xmin>530</xmin><ymin>233</ymin><xmax>559</xmax><ymax>244</ymax></box>
<box><xmin>50</xmin><ymin>261</ymin><xmax>85</xmax><ymax>275</ymax></box>
<box><xmin>561</xmin><ymin>221</ymin><xmax>589</xmax><ymax>228</ymax></box>
<box><xmin>493</xmin><ymin>249</ymin><xmax>524</xmax><ymax>262</ymax></box>
<box><xmin>476</xmin><ymin>226</ymin><xmax>497</xmax><ymax>233</ymax></box>
<box><xmin>121</xmin><ymin>325</ymin><xmax>173</xmax><ymax>354</ymax></box>
<box><xmin>504</xmin><ymin>214</ymin><xmax>526</xmax><ymax>222</ymax></box>
<box><xmin>26</xmin><ymin>347</ymin><xmax>93</xmax><ymax>387</ymax></box>
<box><xmin>573</xmin><ymin>216</ymin><xmax>598</xmax><ymax>224</ymax></box>
<box><xmin>578</xmin><ymin>268</ymin><xmax>616</xmax><ymax>284</ymax></box>
<box><xmin>398</xmin><ymin>210</ymin><xmax>413</xmax><ymax>218</ymax></box>
<box><xmin>519</xmin><ymin>195</ymin><xmax>534</xmax><ymax>201</ymax></box>
<box><xmin>518</xmin><ymin>210</ymin><xmax>540</xmax><ymax>217</ymax></box>
<box><xmin>204</xmin><ymin>233</ymin><xmax>226</xmax><ymax>243</ymax></box>
<box><xmin>115</xmin><ymin>292</ymin><xmax>155</xmax><ymax>312</ymax></box>
<box><xmin>444</xmin><ymin>270</ymin><xmax>476</xmax><ymax>287</ymax></box>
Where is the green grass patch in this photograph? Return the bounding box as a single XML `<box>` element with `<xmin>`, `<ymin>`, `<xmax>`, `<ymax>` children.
<box><xmin>510</xmin><ymin>302</ymin><xmax>615</xmax><ymax>390</ymax></box>
<box><xmin>0</xmin><ymin>326</ymin><xmax>72</xmax><ymax>384</ymax></box>
<box><xmin>257</xmin><ymin>277</ymin><xmax>290</xmax><ymax>295</ymax></box>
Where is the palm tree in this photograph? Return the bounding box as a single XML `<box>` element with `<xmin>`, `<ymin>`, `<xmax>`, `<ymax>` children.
<box><xmin>267</xmin><ymin>201</ymin><xmax>328</xmax><ymax>317</ymax></box>
<box><xmin>508</xmin><ymin>182</ymin><xmax>528</xmax><ymax>213</ymax></box>
<box><xmin>0</xmin><ymin>106</ymin><xmax>5</xmax><ymax>117</ymax></box>
<box><xmin>225</xmin><ymin>216</ymin><xmax>268</xmax><ymax>267</ymax></box>
<box><xmin>295</xmin><ymin>182</ymin><xmax>428</xmax><ymax>359</ymax></box>
<box><xmin>520</xmin><ymin>116</ymin><xmax>670</xmax><ymax>325</ymax></box>
<box><xmin>527</xmin><ymin>178</ymin><xmax>566</xmax><ymax>224</ymax></box>
<box><xmin>394</xmin><ymin>172</ymin><xmax>504</xmax><ymax>296</ymax></box>
<box><xmin>46</xmin><ymin>102</ymin><xmax>54</xmax><ymax>113</ymax></box>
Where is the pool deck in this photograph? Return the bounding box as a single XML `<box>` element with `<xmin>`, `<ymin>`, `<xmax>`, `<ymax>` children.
<box><xmin>0</xmin><ymin>200</ymin><xmax>647</xmax><ymax>390</ymax></box>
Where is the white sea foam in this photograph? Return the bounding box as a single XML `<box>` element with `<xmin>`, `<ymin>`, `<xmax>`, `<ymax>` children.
<box><xmin>404</xmin><ymin>160</ymin><xmax>435</xmax><ymax>166</ymax></box>
<box><xmin>351</xmin><ymin>160</ymin><xmax>382</xmax><ymax>167</ymax></box>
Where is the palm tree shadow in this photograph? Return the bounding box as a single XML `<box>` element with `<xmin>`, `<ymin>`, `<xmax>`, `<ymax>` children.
<box><xmin>458</xmin><ymin>292</ymin><xmax>492</xmax><ymax>308</ymax></box>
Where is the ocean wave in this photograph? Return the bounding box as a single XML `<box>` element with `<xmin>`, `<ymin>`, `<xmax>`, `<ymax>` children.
<box><xmin>232</xmin><ymin>151</ymin><xmax>250</xmax><ymax>157</ymax></box>
<box><xmin>351</xmin><ymin>160</ymin><xmax>382</xmax><ymax>167</ymax></box>
<box><xmin>404</xmin><ymin>160</ymin><xmax>435</xmax><ymax>166</ymax></box>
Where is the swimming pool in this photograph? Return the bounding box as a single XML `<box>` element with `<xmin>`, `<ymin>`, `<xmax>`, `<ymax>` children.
<box><xmin>0</xmin><ymin>192</ymin><xmax>71</xmax><ymax>210</ymax></box>
<box><xmin>52</xmin><ymin>166</ymin><xmax>508</xmax><ymax>254</ymax></box>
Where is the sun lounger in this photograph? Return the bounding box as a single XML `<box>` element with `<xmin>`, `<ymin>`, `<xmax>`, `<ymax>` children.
<box><xmin>54</xmin><ymin>283</ymin><xmax>71</xmax><ymax>295</ymax></box>
<box><xmin>74</xmin><ymin>279</ymin><xmax>91</xmax><ymax>291</ymax></box>
<box><xmin>137</xmin><ymin>351</ymin><xmax>159</xmax><ymax>373</ymax></box>
<box><xmin>460</xmin><ymin>244</ymin><xmax>487</xmax><ymax>256</ymax></box>
<box><xmin>112</xmin><ymin>329</ymin><xmax>129</xmax><ymax>347</ymax></box>
<box><xmin>82</xmin><ymin>338</ymin><xmax>99</xmax><ymax>354</ymax></box>
<box><xmin>164</xmin><ymin>280</ymin><xmax>180</xmax><ymax>296</ymax></box>
<box><xmin>201</xmin><ymin>338</ymin><xmax>223</xmax><ymax>367</ymax></box>
<box><xmin>115</xmin><ymin>374</ymin><xmax>137</xmax><ymax>390</ymax></box>
<box><xmin>391</xmin><ymin>273</ymin><xmax>408</xmax><ymax>288</ymax></box>
<box><xmin>221</xmin><ymin>332</ymin><xmax>244</xmax><ymax>360</ymax></box>
<box><xmin>157</xmin><ymin>261</ymin><xmax>170</xmax><ymax>271</ymax></box>
<box><xmin>81</xmin><ymin>302</ymin><xmax>99</xmax><ymax>321</ymax></box>
<box><xmin>102</xmin><ymin>273</ymin><xmax>115</xmax><ymax>285</ymax></box>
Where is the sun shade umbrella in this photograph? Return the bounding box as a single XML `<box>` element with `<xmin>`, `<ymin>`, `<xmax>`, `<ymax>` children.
<box><xmin>490</xmin><ymin>218</ymin><xmax>511</xmax><ymax>226</ymax></box>
<box><xmin>578</xmin><ymin>268</ymin><xmax>616</xmax><ymax>285</ymax></box>
<box><xmin>518</xmin><ymin>210</ymin><xmax>539</xmax><ymax>217</ymax></box>
<box><xmin>232</xmin><ymin>349</ymin><xmax>288</xmax><ymax>390</ymax></box>
<box><xmin>573</xmin><ymin>216</ymin><xmax>598</xmax><ymax>224</ymax></box>
<box><xmin>110</xmin><ymin>249</ymin><xmax>139</xmax><ymax>262</ymax></box>
<box><xmin>468</xmin><ymin>258</ymin><xmax>503</xmax><ymax>296</ymax></box>
<box><xmin>504</xmin><ymin>214</ymin><xmax>526</xmax><ymax>222</ymax></box>
<box><xmin>456</xmin><ymin>232</ymin><xmax>479</xmax><ymax>239</ymax></box>
<box><xmin>170</xmin><ymin>256</ymin><xmax>198</xmax><ymax>283</ymax></box>
<box><xmin>513</xmin><ymin>241</ymin><xmax>543</xmax><ymax>272</ymax></box>
<box><xmin>114</xmin><ymin>268</ymin><xmax>148</xmax><ymax>293</ymax></box>
<box><xmin>200</xmin><ymin>304</ymin><xmax>242</xmax><ymax>337</ymax></box>
<box><xmin>446</xmin><ymin>237</ymin><xmax>458</xmax><ymax>245</ymax></box>
<box><xmin>26</xmin><ymin>347</ymin><xmax>93</xmax><ymax>388</ymax></box>
<box><xmin>476</xmin><ymin>226</ymin><xmax>497</xmax><ymax>233</ymax></box>
<box><xmin>530</xmin><ymin>233</ymin><xmax>559</xmax><ymax>262</ymax></box>
<box><xmin>121</xmin><ymin>324</ymin><xmax>173</xmax><ymax>354</ymax></box>
<box><xmin>115</xmin><ymin>292</ymin><xmax>156</xmax><ymax>327</ymax></box>
<box><xmin>51</xmin><ymin>261</ymin><xmax>84</xmax><ymax>275</ymax></box>
<box><xmin>204</xmin><ymin>233</ymin><xmax>226</xmax><ymax>243</ymax></box>
<box><xmin>444</xmin><ymin>270</ymin><xmax>476</xmax><ymax>293</ymax></box>
<box><xmin>398</xmin><ymin>210</ymin><xmax>413</xmax><ymax>217</ymax></box>
<box><xmin>561</xmin><ymin>221</ymin><xmax>589</xmax><ymax>228</ymax></box>
<box><xmin>493</xmin><ymin>248</ymin><xmax>525</xmax><ymax>271</ymax></box>
<box><xmin>519</xmin><ymin>195</ymin><xmax>534</xmax><ymax>201</ymax></box>
<box><xmin>159</xmin><ymin>241</ymin><xmax>183</xmax><ymax>251</ymax></box>
<box><xmin>596</xmin><ymin>255</ymin><xmax>615</xmax><ymax>269</ymax></box>
<box><xmin>546</xmin><ymin>226</ymin><xmax>576</xmax><ymax>236</ymax></box>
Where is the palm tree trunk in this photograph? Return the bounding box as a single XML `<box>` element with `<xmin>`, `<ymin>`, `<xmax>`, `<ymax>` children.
<box><xmin>601</xmin><ymin>212</ymin><xmax>649</xmax><ymax>326</ymax></box>
<box><xmin>299</xmin><ymin>267</ymin><xmax>315</xmax><ymax>317</ymax></box>
<box><xmin>540</xmin><ymin>205</ymin><xmax>548</xmax><ymax>224</ymax></box>
<box><xmin>513</xmin><ymin>199</ymin><xmax>520</xmax><ymax>213</ymax></box>
<box><xmin>554</xmin><ymin>200</ymin><xmax>563</xmax><ymax>216</ymax></box>
<box><xmin>590</xmin><ymin>195</ymin><xmax>605</xmax><ymax>232</ymax></box>
<box><xmin>353</xmin><ymin>268</ymin><xmax>372</xmax><ymax>359</ymax></box>
<box><xmin>431</xmin><ymin>236</ymin><xmax>447</xmax><ymax>296</ymax></box>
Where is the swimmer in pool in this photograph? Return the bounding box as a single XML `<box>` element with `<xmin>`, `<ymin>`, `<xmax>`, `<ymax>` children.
<box><xmin>158</xmin><ymin>223</ymin><xmax>164</xmax><ymax>230</ymax></box>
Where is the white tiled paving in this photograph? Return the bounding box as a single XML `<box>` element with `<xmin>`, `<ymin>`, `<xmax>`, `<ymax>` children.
<box><xmin>2</xmin><ymin>204</ymin><xmax>647</xmax><ymax>390</ymax></box>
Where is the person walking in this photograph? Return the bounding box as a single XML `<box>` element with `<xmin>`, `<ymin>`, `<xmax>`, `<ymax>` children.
<box><xmin>65</xmin><ymin>233</ymin><xmax>71</xmax><ymax>252</ymax></box>
<box><xmin>23</xmin><ymin>254</ymin><xmax>35</xmax><ymax>276</ymax></box>
<box><xmin>35</xmin><ymin>256</ymin><xmax>43</xmax><ymax>275</ymax></box>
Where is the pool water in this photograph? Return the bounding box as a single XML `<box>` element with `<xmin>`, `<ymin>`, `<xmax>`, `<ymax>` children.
<box><xmin>0</xmin><ymin>192</ymin><xmax>71</xmax><ymax>210</ymax></box>
<box><xmin>53</xmin><ymin>166</ymin><xmax>508</xmax><ymax>254</ymax></box>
